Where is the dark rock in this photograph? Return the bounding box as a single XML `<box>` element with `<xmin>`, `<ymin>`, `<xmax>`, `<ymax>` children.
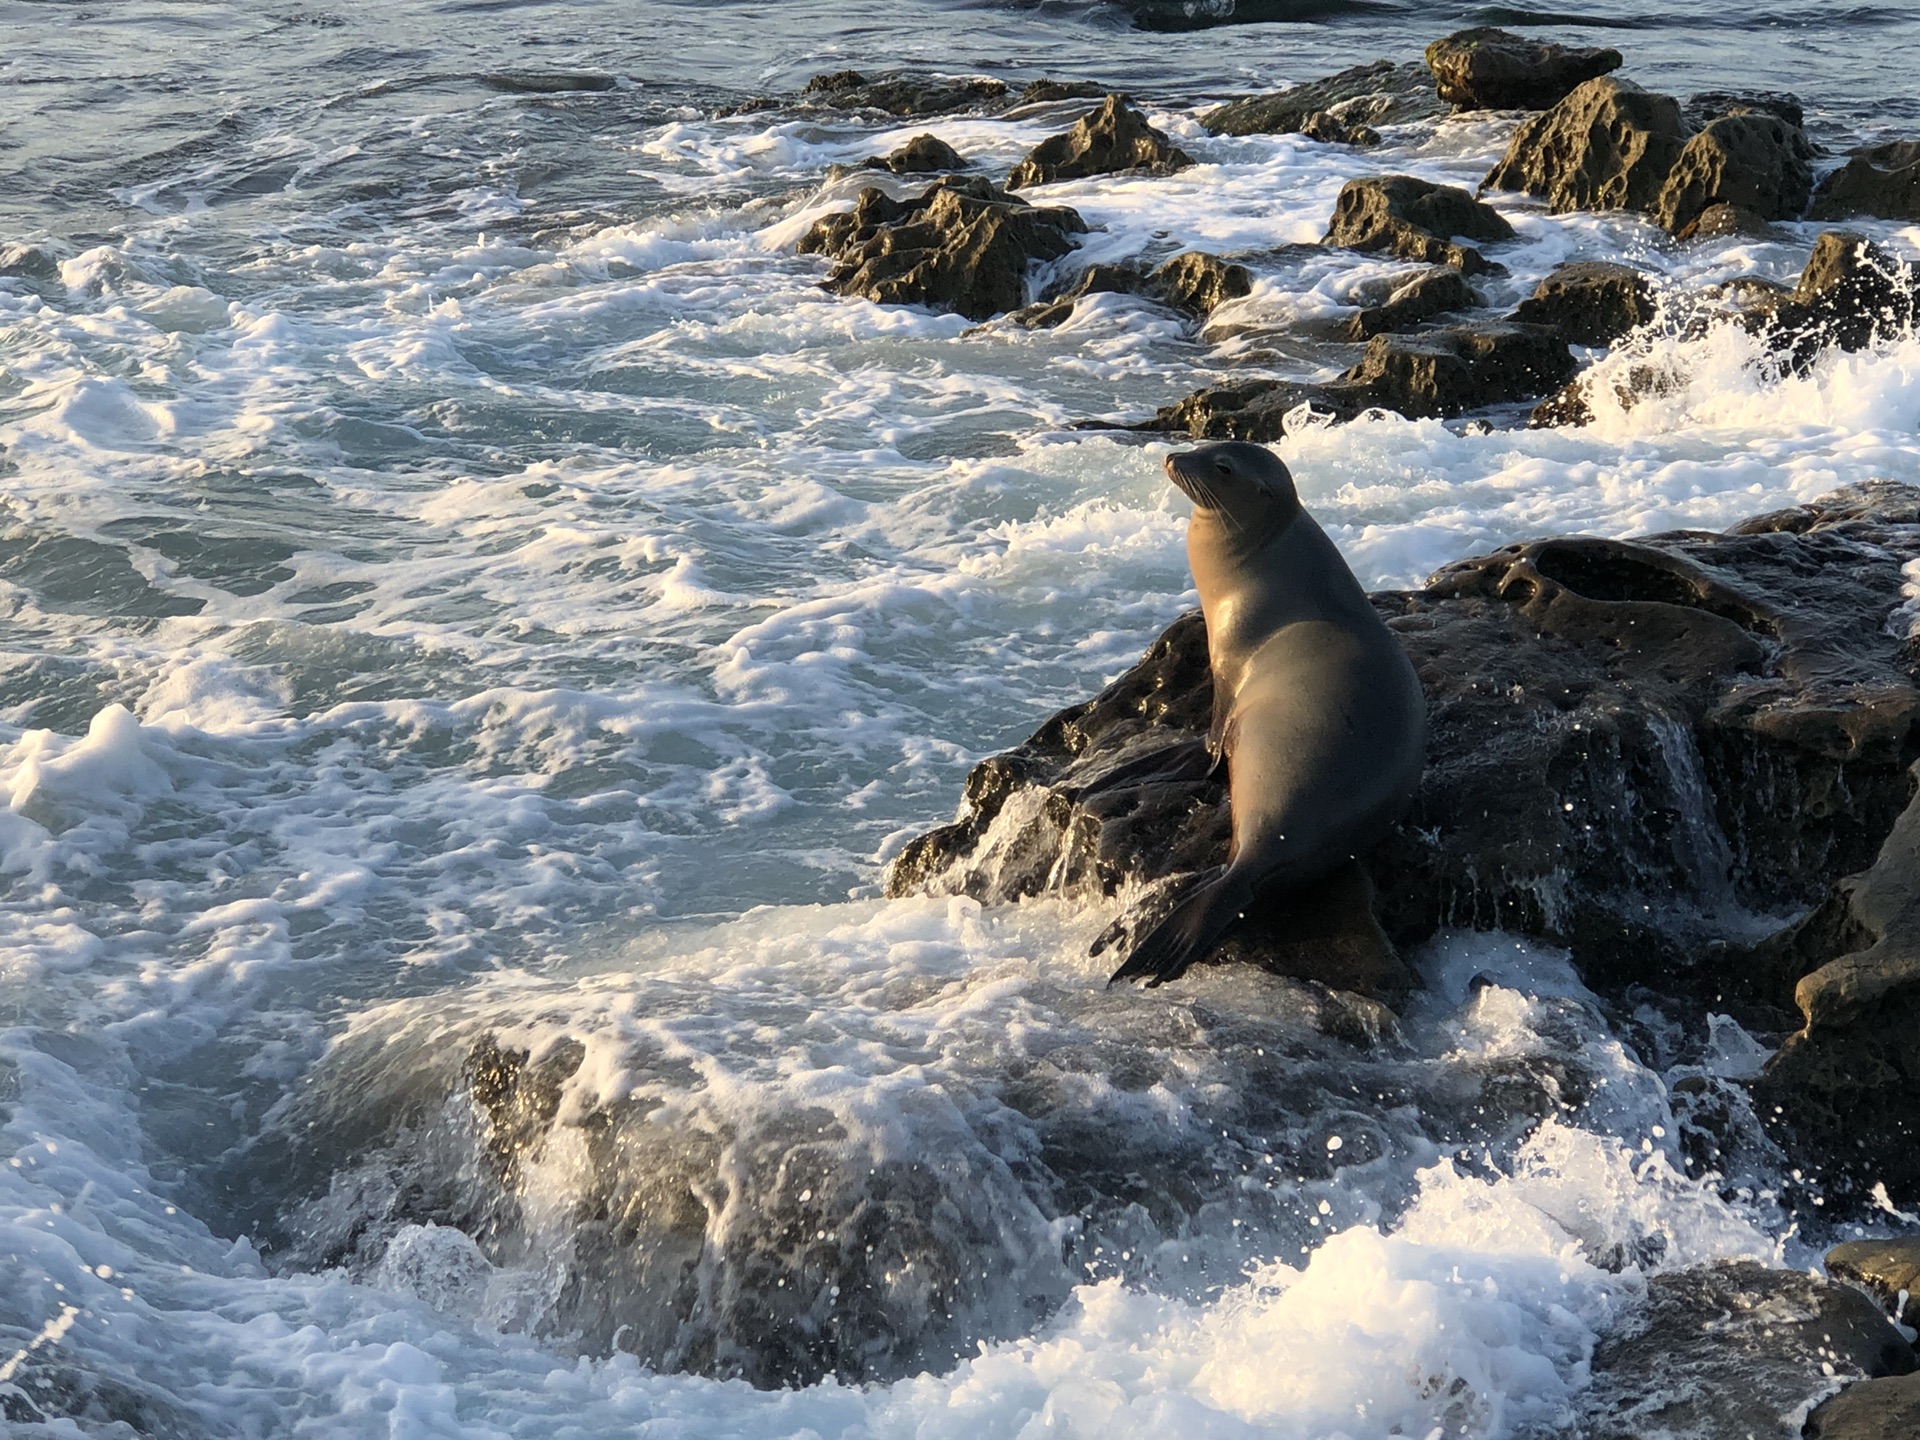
<box><xmin>1509</xmin><ymin>261</ymin><xmax>1656</xmax><ymax>346</ymax></box>
<box><xmin>1009</xmin><ymin>262</ymin><xmax>1152</xmax><ymax>329</ymax></box>
<box><xmin>1201</xmin><ymin>61</ymin><xmax>1443</xmax><ymax>138</ymax></box>
<box><xmin>1007</xmin><ymin>94</ymin><xmax>1192</xmax><ymax>189</ymax></box>
<box><xmin>889</xmin><ymin>484</ymin><xmax>1920</xmax><ymax>1026</ymax></box>
<box><xmin>1120</xmin><ymin>0</ymin><xmax>1379</xmax><ymax>30</ymax></box>
<box><xmin>1298</xmin><ymin>110</ymin><xmax>1380</xmax><ymax>147</ymax></box>
<box><xmin>1575</xmin><ymin>1262</ymin><xmax>1916</xmax><ymax>1440</ymax></box>
<box><xmin>1338</xmin><ymin>321</ymin><xmax>1578</xmax><ymax>417</ymax></box>
<box><xmin>1527</xmin><ymin>357</ymin><xmax>1691</xmax><ymax>429</ymax></box>
<box><xmin>1339</xmin><ymin>267</ymin><xmax>1477</xmax><ymax>341</ymax></box>
<box><xmin>799</xmin><ymin>70</ymin><xmax>1009</xmax><ymax>117</ymax></box>
<box><xmin>1422</xmin><ymin>27</ymin><xmax>1623</xmax><ymax>112</ymax></box>
<box><xmin>1145</xmin><ymin>379</ymin><xmax>1367</xmax><ymax>442</ymax></box>
<box><xmin>1758</xmin><ymin>230</ymin><xmax>1920</xmax><ymax>367</ymax></box>
<box><xmin>1827</xmin><ymin>1237</ymin><xmax>1920</xmax><ymax>1328</ymax></box>
<box><xmin>798</xmin><ymin>178</ymin><xmax>1086</xmax><ymax>321</ymax></box>
<box><xmin>1650</xmin><ymin>112</ymin><xmax>1814</xmax><ymax>235</ymax></box>
<box><xmin>1812</xmin><ymin>139</ymin><xmax>1920</xmax><ymax>222</ymax></box>
<box><xmin>1806</xmin><ymin>1373</ymin><xmax>1920</xmax><ymax>1439</ymax></box>
<box><xmin>1323</xmin><ymin>174</ymin><xmax>1515</xmax><ymax>275</ymax></box>
<box><xmin>1685</xmin><ymin>90</ymin><xmax>1807</xmax><ymax>131</ymax></box>
<box><xmin>1675</xmin><ymin>201</ymin><xmax>1773</xmax><ymax>240</ymax></box>
<box><xmin>1483</xmin><ymin>77</ymin><xmax>1690</xmax><ymax>215</ymax></box>
<box><xmin>1018</xmin><ymin>78</ymin><xmax>1108</xmax><ymax>105</ymax></box>
<box><xmin>860</xmin><ymin>134</ymin><xmax>967</xmax><ymax>175</ymax></box>
<box><xmin>1150</xmin><ymin>251</ymin><xmax>1252</xmax><ymax>316</ymax></box>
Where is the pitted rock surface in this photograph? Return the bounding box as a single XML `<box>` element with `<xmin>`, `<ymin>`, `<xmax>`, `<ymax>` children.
<box><xmin>1423</xmin><ymin>27</ymin><xmax>1623</xmax><ymax>112</ymax></box>
<box><xmin>1483</xmin><ymin>77</ymin><xmax>1690</xmax><ymax>215</ymax></box>
<box><xmin>1509</xmin><ymin>261</ymin><xmax>1657</xmax><ymax>346</ymax></box>
<box><xmin>1323</xmin><ymin>174</ymin><xmax>1515</xmax><ymax>274</ymax></box>
<box><xmin>1006</xmin><ymin>94</ymin><xmax>1191</xmax><ymax>189</ymax></box>
<box><xmin>1339</xmin><ymin>267</ymin><xmax>1477</xmax><ymax>341</ymax></box>
<box><xmin>1651</xmin><ymin>111</ymin><xmax>1814</xmax><ymax>234</ymax></box>
<box><xmin>1812</xmin><ymin>140</ymin><xmax>1920</xmax><ymax>222</ymax></box>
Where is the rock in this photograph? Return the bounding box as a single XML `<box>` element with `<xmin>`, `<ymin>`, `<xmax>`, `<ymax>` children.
<box><xmin>1575</xmin><ymin>1262</ymin><xmax>1916</xmax><ymax>1440</ymax></box>
<box><xmin>798</xmin><ymin>178</ymin><xmax>1086</xmax><ymax>321</ymax></box>
<box><xmin>1483</xmin><ymin>77</ymin><xmax>1690</xmax><ymax>216</ymax></box>
<box><xmin>1685</xmin><ymin>90</ymin><xmax>1806</xmax><ymax>130</ymax></box>
<box><xmin>1337</xmin><ymin>321</ymin><xmax>1577</xmax><ymax>417</ymax></box>
<box><xmin>1422</xmin><ymin>27</ymin><xmax>1623</xmax><ymax>112</ymax></box>
<box><xmin>1675</xmin><ymin>201</ymin><xmax>1773</xmax><ymax>240</ymax></box>
<box><xmin>1812</xmin><ymin>139</ymin><xmax>1920</xmax><ymax>222</ymax></box>
<box><xmin>1298</xmin><ymin>110</ymin><xmax>1380</xmax><ymax>147</ymax></box>
<box><xmin>1650</xmin><ymin>112</ymin><xmax>1814</xmax><ymax>234</ymax></box>
<box><xmin>1202</xmin><ymin>60</ymin><xmax>1443</xmax><ymax>138</ymax></box>
<box><xmin>1338</xmin><ymin>267</ymin><xmax>1477</xmax><ymax>340</ymax></box>
<box><xmin>1006</xmin><ymin>94</ymin><xmax>1192</xmax><ymax>189</ymax></box>
<box><xmin>1806</xmin><ymin>1373</ymin><xmax>1920</xmax><ymax>1439</ymax></box>
<box><xmin>1758</xmin><ymin>230</ymin><xmax>1920</xmax><ymax>367</ymax></box>
<box><xmin>1145</xmin><ymin>378</ymin><xmax>1368</xmax><ymax>442</ymax></box>
<box><xmin>1149</xmin><ymin>251</ymin><xmax>1252</xmax><ymax>316</ymax></box>
<box><xmin>1323</xmin><ymin>174</ymin><xmax>1515</xmax><ymax>275</ymax></box>
<box><xmin>799</xmin><ymin>69</ymin><xmax>1009</xmax><ymax>117</ymax></box>
<box><xmin>1017</xmin><ymin>78</ymin><xmax>1108</xmax><ymax>106</ymax></box>
<box><xmin>861</xmin><ymin>134</ymin><xmax>967</xmax><ymax>175</ymax></box>
<box><xmin>889</xmin><ymin>484</ymin><xmax>1920</xmax><ymax>1028</ymax></box>
<box><xmin>1008</xmin><ymin>262</ymin><xmax>1152</xmax><ymax>329</ymax></box>
<box><xmin>1827</xmin><ymin>1237</ymin><xmax>1920</xmax><ymax>1328</ymax></box>
<box><xmin>1508</xmin><ymin>261</ymin><xmax>1657</xmax><ymax>346</ymax></box>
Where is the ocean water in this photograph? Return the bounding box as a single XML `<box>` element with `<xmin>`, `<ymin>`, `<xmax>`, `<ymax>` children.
<box><xmin>2</xmin><ymin>0</ymin><xmax>1920</xmax><ymax>1433</ymax></box>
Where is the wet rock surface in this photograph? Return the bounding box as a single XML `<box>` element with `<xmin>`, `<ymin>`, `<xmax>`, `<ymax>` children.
<box><xmin>1573</xmin><ymin>1262</ymin><xmax>1916</xmax><ymax>1440</ymax></box>
<box><xmin>1756</xmin><ymin>229</ymin><xmax>1920</xmax><ymax>366</ymax></box>
<box><xmin>1010</xmin><ymin>251</ymin><xmax>1249</xmax><ymax>329</ymax></box>
<box><xmin>1423</xmin><ymin>27</ymin><xmax>1623</xmax><ymax>112</ymax></box>
<box><xmin>1684</xmin><ymin>90</ymin><xmax>1806</xmax><ymax>130</ymax></box>
<box><xmin>1484</xmin><ymin>77</ymin><xmax>1692</xmax><ymax>216</ymax></box>
<box><xmin>798</xmin><ymin>178</ymin><xmax>1085</xmax><ymax>321</ymax></box>
<box><xmin>1323</xmin><ymin>173</ymin><xmax>1515</xmax><ymax>274</ymax></box>
<box><xmin>1146</xmin><ymin>378</ymin><xmax>1368</xmax><ymax>441</ymax></box>
<box><xmin>1650</xmin><ymin>112</ymin><xmax>1814</xmax><ymax>235</ymax></box>
<box><xmin>1826</xmin><ymin>1237</ymin><xmax>1920</xmax><ymax>1328</ymax></box>
<box><xmin>1006</xmin><ymin>93</ymin><xmax>1192</xmax><ymax>189</ymax></box>
<box><xmin>888</xmin><ymin>486</ymin><xmax>1920</xmax><ymax>1179</ymax></box>
<box><xmin>797</xmin><ymin>69</ymin><xmax>1010</xmax><ymax>116</ymax></box>
<box><xmin>1805</xmin><ymin>1372</ymin><xmax>1920</xmax><ymax>1439</ymax></box>
<box><xmin>860</xmin><ymin>134</ymin><xmax>967</xmax><ymax>175</ymax></box>
<box><xmin>1201</xmin><ymin>60</ymin><xmax>1443</xmax><ymax>138</ymax></box>
<box><xmin>1509</xmin><ymin>261</ymin><xmax>1657</xmax><ymax>346</ymax></box>
<box><xmin>1338</xmin><ymin>266</ymin><xmax>1478</xmax><ymax>340</ymax></box>
<box><xmin>1812</xmin><ymin>139</ymin><xmax>1920</xmax><ymax>222</ymax></box>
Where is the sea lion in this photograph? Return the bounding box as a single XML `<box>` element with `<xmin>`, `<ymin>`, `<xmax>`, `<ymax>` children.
<box><xmin>1106</xmin><ymin>440</ymin><xmax>1426</xmax><ymax>986</ymax></box>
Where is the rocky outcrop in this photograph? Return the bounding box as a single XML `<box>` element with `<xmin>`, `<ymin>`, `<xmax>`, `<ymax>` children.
<box><xmin>1339</xmin><ymin>267</ymin><xmax>1476</xmax><ymax>340</ymax></box>
<box><xmin>1201</xmin><ymin>61</ymin><xmax>1442</xmax><ymax>138</ymax></box>
<box><xmin>798</xmin><ymin>70</ymin><xmax>1010</xmax><ymax>116</ymax></box>
<box><xmin>1322</xmin><ymin>174</ymin><xmax>1514</xmax><ymax>274</ymax></box>
<box><xmin>1484</xmin><ymin>77</ymin><xmax>1689</xmax><ymax>215</ymax></box>
<box><xmin>1806</xmin><ymin>1373</ymin><xmax>1920</xmax><ymax>1439</ymax></box>
<box><xmin>1574</xmin><ymin>1263</ymin><xmax>1915</xmax><ymax>1440</ymax></box>
<box><xmin>1509</xmin><ymin>261</ymin><xmax>1656</xmax><ymax>346</ymax></box>
<box><xmin>860</xmin><ymin>134</ymin><xmax>967</xmax><ymax>175</ymax></box>
<box><xmin>1422</xmin><ymin>28</ymin><xmax>1623</xmax><ymax>112</ymax></box>
<box><xmin>1011</xmin><ymin>251</ymin><xmax>1250</xmax><ymax>329</ymax></box>
<box><xmin>1685</xmin><ymin>90</ymin><xmax>1805</xmax><ymax>129</ymax></box>
<box><xmin>1755</xmin><ymin>230</ymin><xmax>1920</xmax><ymax>367</ymax></box>
<box><xmin>889</xmin><ymin>485</ymin><xmax>1920</xmax><ymax>1053</ymax></box>
<box><xmin>1812</xmin><ymin>140</ymin><xmax>1920</xmax><ymax>222</ymax></box>
<box><xmin>798</xmin><ymin>178</ymin><xmax>1085</xmax><ymax>321</ymax></box>
<box><xmin>1015</xmin><ymin>79</ymin><xmax>1108</xmax><ymax>106</ymax></box>
<box><xmin>1650</xmin><ymin>112</ymin><xmax>1814</xmax><ymax>234</ymax></box>
<box><xmin>1006</xmin><ymin>94</ymin><xmax>1191</xmax><ymax>189</ymax></box>
<box><xmin>1827</xmin><ymin>1237</ymin><xmax>1920</xmax><ymax>1328</ymax></box>
<box><xmin>1146</xmin><ymin>379</ymin><xmax>1368</xmax><ymax>442</ymax></box>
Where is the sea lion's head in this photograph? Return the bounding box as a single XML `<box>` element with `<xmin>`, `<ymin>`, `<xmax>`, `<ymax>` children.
<box><xmin>1164</xmin><ymin>442</ymin><xmax>1300</xmax><ymax>534</ymax></box>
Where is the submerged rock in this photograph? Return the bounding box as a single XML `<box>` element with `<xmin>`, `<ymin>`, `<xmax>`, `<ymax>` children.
<box><xmin>1806</xmin><ymin>1372</ymin><xmax>1920</xmax><ymax>1439</ymax></box>
<box><xmin>1811</xmin><ymin>139</ymin><xmax>1920</xmax><ymax>222</ymax></box>
<box><xmin>1339</xmin><ymin>321</ymin><xmax>1578</xmax><ymax>418</ymax></box>
<box><xmin>1423</xmin><ymin>27</ymin><xmax>1623</xmax><ymax>112</ymax></box>
<box><xmin>1575</xmin><ymin>1262</ymin><xmax>1916</xmax><ymax>1440</ymax></box>
<box><xmin>1509</xmin><ymin>261</ymin><xmax>1657</xmax><ymax>346</ymax></box>
<box><xmin>799</xmin><ymin>69</ymin><xmax>1009</xmax><ymax>117</ymax></box>
<box><xmin>890</xmin><ymin>484</ymin><xmax>1920</xmax><ymax>1053</ymax></box>
<box><xmin>1006</xmin><ymin>94</ymin><xmax>1192</xmax><ymax>189</ymax></box>
<box><xmin>798</xmin><ymin>178</ymin><xmax>1085</xmax><ymax>321</ymax></box>
<box><xmin>860</xmin><ymin>134</ymin><xmax>967</xmax><ymax>175</ymax></box>
<box><xmin>1483</xmin><ymin>77</ymin><xmax>1690</xmax><ymax>216</ymax></box>
<box><xmin>1338</xmin><ymin>267</ymin><xmax>1477</xmax><ymax>341</ymax></box>
<box><xmin>1010</xmin><ymin>251</ymin><xmax>1249</xmax><ymax>329</ymax></box>
<box><xmin>1826</xmin><ymin>1237</ymin><xmax>1920</xmax><ymax>1328</ymax></box>
<box><xmin>1201</xmin><ymin>60</ymin><xmax>1442</xmax><ymax>138</ymax></box>
<box><xmin>1322</xmin><ymin>174</ymin><xmax>1515</xmax><ymax>274</ymax></box>
<box><xmin>1651</xmin><ymin>112</ymin><xmax>1814</xmax><ymax>235</ymax></box>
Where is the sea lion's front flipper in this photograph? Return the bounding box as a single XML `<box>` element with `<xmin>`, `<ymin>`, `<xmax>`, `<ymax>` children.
<box><xmin>1107</xmin><ymin>868</ymin><xmax>1254</xmax><ymax>987</ymax></box>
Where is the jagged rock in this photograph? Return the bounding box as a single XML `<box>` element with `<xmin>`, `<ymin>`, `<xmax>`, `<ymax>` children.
<box><xmin>860</xmin><ymin>134</ymin><xmax>967</xmax><ymax>175</ymax></box>
<box><xmin>1323</xmin><ymin>174</ymin><xmax>1514</xmax><ymax>274</ymax></box>
<box><xmin>1339</xmin><ymin>267</ymin><xmax>1477</xmax><ymax>340</ymax></box>
<box><xmin>1574</xmin><ymin>1262</ymin><xmax>1916</xmax><ymax>1440</ymax></box>
<box><xmin>1685</xmin><ymin>90</ymin><xmax>1806</xmax><ymax>130</ymax></box>
<box><xmin>1650</xmin><ymin>112</ymin><xmax>1814</xmax><ymax>234</ymax></box>
<box><xmin>1017</xmin><ymin>78</ymin><xmax>1108</xmax><ymax>105</ymax></box>
<box><xmin>1806</xmin><ymin>1373</ymin><xmax>1920</xmax><ymax>1439</ymax></box>
<box><xmin>1811</xmin><ymin>139</ymin><xmax>1920</xmax><ymax>222</ymax></box>
<box><xmin>889</xmin><ymin>484</ymin><xmax>1920</xmax><ymax>1034</ymax></box>
<box><xmin>1339</xmin><ymin>321</ymin><xmax>1577</xmax><ymax>417</ymax></box>
<box><xmin>1146</xmin><ymin>379</ymin><xmax>1369</xmax><ymax>442</ymax></box>
<box><xmin>1201</xmin><ymin>60</ymin><xmax>1443</xmax><ymax>137</ymax></box>
<box><xmin>1509</xmin><ymin>261</ymin><xmax>1656</xmax><ymax>346</ymax></box>
<box><xmin>1757</xmin><ymin>229</ymin><xmax>1920</xmax><ymax>366</ymax></box>
<box><xmin>1483</xmin><ymin>77</ymin><xmax>1690</xmax><ymax>215</ymax></box>
<box><xmin>1422</xmin><ymin>27</ymin><xmax>1623</xmax><ymax>112</ymax></box>
<box><xmin>799</xmin><ymin>69</ymin><xmax>1009</xmax><ymax>117</ymax></box>
<box><xmin>1298</xmin><ymin>110</ymin><xmax>1380</xmax><ymax>147</ymax></box>
<box><xmin>798</xmin><ymin>178</ymin><xmax>1085</xmax><ymax>321</ymax></box>
<box><xmin>1675</xmin><ymin>201</ymin><xmax>1773</xmax><ymax>240</ymax></box>
<box><xmin>1827</xmin><ymin>1237</ymin><xmax>1920</xmax><ymax>1328</ymax></box>
<box><xmin>1150</xmin><ymin>251</ymin><xmax>1252</xmax><ymax>316</ymax></box>
<box><xmin>1006</xmin><ymin>94</ymin><xmax>1192</xmax><ymax>189</ymax></box>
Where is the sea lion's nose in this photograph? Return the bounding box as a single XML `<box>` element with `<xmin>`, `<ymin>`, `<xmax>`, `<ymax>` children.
<box><xmin>1163</xmin><ymin>453</ymin><xmax>1179</xmax><ymax>480</ymax></box>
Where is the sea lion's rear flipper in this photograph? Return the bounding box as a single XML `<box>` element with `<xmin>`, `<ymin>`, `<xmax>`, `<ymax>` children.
<box><xmin>1106</xmin><ymin>868</ymin><xmax>1255</xmax><ymax>988</ymax></box>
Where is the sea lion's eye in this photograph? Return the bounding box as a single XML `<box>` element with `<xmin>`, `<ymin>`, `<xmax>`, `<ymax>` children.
<box><xmin>1214</xmin><ymin>461</ymin><xmax>1232</xmax><ymax>476</ymax></box>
